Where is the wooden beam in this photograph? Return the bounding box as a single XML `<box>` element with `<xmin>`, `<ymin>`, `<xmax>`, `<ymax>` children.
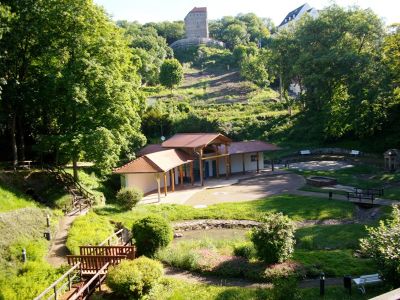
<box><xmin>256</xmin><ymin>152</ymin><xmax>260</xmax><ymax>173</ymax></box>
<box><xmin>242</xmin><ymin>153</ymin><xmax>245</xmax><ymax>174</ymax></box>
<box><xmin>170</xmin><ymin>169</ymin><xmax>175</xmax><ymax>192</ymax></box>
<box><xmin>156</xmin><ymin>173</ymin><xmax>161</xmax><ymax>202</ymax></box>
<box><xmin>190</xmin><ymin>161</ymin><xmax>194</xmax><ymax>185</ymax></box>
<box><xmin>163</xmin><ymin>172</ymin><xmax>167</xmax><ymax>196</ymax></box>
<box><xmin>199</xmin><ymin>149</ymin><xmax>204</xmax><ymax>186</ymax></box>
<box><xmin>201</xmin><ymin>153</ymin><xmax>229</xmax><ymax>160</ymax></box>
<box><xmin>225</xmin><ymin>143</ymin><xmax>229</xmax><ymax>179</ymax></box>
<box><xmin>179</xmin><ymin>165</ymin><xmax>183</xmax><ymax>185</ymax></box>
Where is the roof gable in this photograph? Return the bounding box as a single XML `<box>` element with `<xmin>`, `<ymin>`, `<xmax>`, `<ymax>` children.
<box><xmin>162</xmin><ymin>133</ymin><xmax>231</xmax><ymax>148</ymax></box>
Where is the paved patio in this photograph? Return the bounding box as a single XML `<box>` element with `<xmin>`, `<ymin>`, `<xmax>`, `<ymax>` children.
<box><xmin>139</xmin><ymin>170</ymin><xmax>305</xmax><ymax>206</ymax></box>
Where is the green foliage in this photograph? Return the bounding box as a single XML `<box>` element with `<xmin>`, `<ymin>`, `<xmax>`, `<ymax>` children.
<box><xmin>294</xmin><ymin>249</ymin><xmax>376</xmax><ymax>277</ymax></box>
<box><xmin>116</xmin><ymin>187</ymin><xmax>143</xmax><ymax>209</ymax></box>
<box><xmin>107</xmin><ymin>257</ymin><xmax>163</xmax><ymax>299</ymax></box>
<box><xmin>251</xmin><ymin>213</ymin><xmax>295</xmax><ymax>264</ymax></box>
<box><xmin>159</xmin><ymin>58</ymin><xmax>183</xmax><ymax>90</ymax></box>
<box><xmin>233</xmin><ymin>242</ymin><xmax>257</xmax><ymax>259</ymax></box>
<box><xmin>360</xmin><ymin>205</ymin><xmax>400</xmax><ymax>286</ymax></box>
<box><xmin>132</xmin><ymin>215</ymin><xmax>173</xmax><ymax>257</ymax></box>
<box><xmin>66</xmin><ymin>212</ymin><xmax>114</xmax><ymax>255</ymax></box>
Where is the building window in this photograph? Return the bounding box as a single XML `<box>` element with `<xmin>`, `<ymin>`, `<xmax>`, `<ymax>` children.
<box><xmin>251</xmin><ymin>154</ymin><xmax>257</xmax><ymax>162</ymax></box>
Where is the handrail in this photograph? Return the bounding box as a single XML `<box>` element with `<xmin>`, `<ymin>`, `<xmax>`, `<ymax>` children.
<box><xmin>99</xmin><ymin>229</ymin><xmax>124</xmax><ymax>246</ymax></box>
<box><xmin>33</xmin><ymin>263</ymin><xmax>81</xmax><ymax>300</ymax></box>
<box><xmin>69</xmin><ymin>262</ymin><xmax>110</xmax><ymax>300</ymax></box>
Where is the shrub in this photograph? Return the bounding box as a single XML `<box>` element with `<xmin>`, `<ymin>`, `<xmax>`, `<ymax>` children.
<box><xmin>116</xmin><ymin>187</ymin><xmax>143</xmax><ymax>209</ymax></box>
<box><xmin>132</xmin><ymin>215</ymin><xmax>173</xmax><ymax>257</ymax></box>
<box><xmin>106</xmin><ymin>257</ymin><xmax>163</xmax><ymax>298</ymax></box>
<box><xmin>360</xmin><ymin>205</ymin><xmax>400</xmax><ymax>286</ymax></box>
<box><xmin>233</xmin><ymin>242</ymin><xmax>256</xmax><ymax>259</ymax></box>
<box><xmin>251</xmin><ymin>213</ymin><xmax>295</xmax><ymax>264</ymax></box>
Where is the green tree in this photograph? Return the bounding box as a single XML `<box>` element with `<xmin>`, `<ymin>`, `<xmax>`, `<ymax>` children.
<box><xmin>159</xmin><ymin>58</ymin><xmax>183</xmax><ymax>92</ymax></box>
<box><xmin>360</xmin><ymin>206</ymin><xmax>400</xmax><ymax>286</ymax></box>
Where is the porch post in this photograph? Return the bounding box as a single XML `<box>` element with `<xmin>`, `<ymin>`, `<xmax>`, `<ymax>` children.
<box><xmin>271</xmin><ymin>159</ymin><xmax>274</xmax><ymax>172</ymax></box>
<box><xmin>242</xmin><ymin>153</ymin><xmax>245</xmax><ymax>174</ymax></box>
<box><xmin>225</xmin><ymin>143</ymin><xmax>229</xmax><ymax>179</ymax></box>
<box><xmin>190</xmin><ymin>161</ymin><xmax>194</xmax><ymax>185</ymax></box>
<box><xmin>216</xmin><ymin>158</ymin><xmax>220</xmax><ymax>178</ymax></box>
<box><xmin>170</xmin><ymin>168</ymin><xmax>175</xmax><ymax>192</ymax></box>
<box><xmin>179</xmin><ymin>165</ymin><xmax>184</xmax><ymax>185</ymax></box>
<box><xmin>163</xmin><ymin>172</ymin><xmax>167</xmax><ymax>196</ymax></box>
<box><xmin>199</xmin><ymin>148</ymin><xmax>204</xmax><ymax>186</ymax></box>
<box><xmin>156</xmin><ymin>173</ymin><xmax>161</xmax><ymax>202</ymax></box>
<box><xmin>256</xmin><ymin>152</ymin><xmax>260</xmax><ymax>173</ymax></box>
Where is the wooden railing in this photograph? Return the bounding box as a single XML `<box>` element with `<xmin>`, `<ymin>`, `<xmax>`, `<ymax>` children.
<box><xmin>33</xmin><ymin>262</ymin><xmax>81</xmax><ymax>300</ymax></box>
<box><xmin>98</xmin><ymin>228</ymin><xmax>127</xmax><ymax>246</ymax></box>
<box><xmin>66</xmin><ymin>255</ymin><xmax>126</xmax><ymax>275</ymax></box>
<box><xmin>69</xmin><ymin>262</ymin><xmax>109</xmax><ymax>300</ymax></box>
<box><xmin>80</xmin><ymin>245</ymin><xmax>136</xmax><ymax>259</ymax></box>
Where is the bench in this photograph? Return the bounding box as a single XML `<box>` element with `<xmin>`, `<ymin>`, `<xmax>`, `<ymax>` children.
<box><xmin>347</xmin><ymin>192</ymin><xmax>374</xmax><ymax>203</ymax></box>
<box><xmin>352</xmin><ymin>274</ymin><xmax>382</xmax><ymax>294</ymax></box>
<box><xmin>300</xmin><ymin>150</ymin><xmax>311</xmax><ymax>155</ymax></box>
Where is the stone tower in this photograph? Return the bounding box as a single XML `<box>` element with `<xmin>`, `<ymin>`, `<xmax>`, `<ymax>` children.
<box><xmin>184</xmin><ymin>7</ymin><xmax>209</xmax><ymax>39</ymax></box>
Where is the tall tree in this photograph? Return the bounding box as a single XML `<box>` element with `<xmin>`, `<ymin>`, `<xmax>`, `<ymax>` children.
<box><xmin>159</xmin><ymin>58</ymin><xmax>183</xmax><ymax>92</ymax></box>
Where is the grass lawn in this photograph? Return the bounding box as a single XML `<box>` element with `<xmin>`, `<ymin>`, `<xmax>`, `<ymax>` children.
<box><xmin>93</xmin><ymin>194</ymin><xmax>355</xmax><ymax>229</ymax></box>
<box><xmin>293</xmin><ymin>249</ymin><xmax>376</xmax><ymax>277</ymax></box>
<box><xmin>0</xmin><ymin>183</ymin><xmax>37</xmax><ymax>212</ymax></box>
<box><xmin>295</xmin><ymin>223</ymin><xmax>368</xmax><ymax>250</ymax></box>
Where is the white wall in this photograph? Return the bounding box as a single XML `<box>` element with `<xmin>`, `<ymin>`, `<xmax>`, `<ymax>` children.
<box><xmin>123</xmin><ymin>167</ymin><xmax>182</xmax><ymax>194</ymax></box>
<box><xmin>217</xmin><ymin>153</ymin><xmax>264</xmax><ymax>175</ymax></box>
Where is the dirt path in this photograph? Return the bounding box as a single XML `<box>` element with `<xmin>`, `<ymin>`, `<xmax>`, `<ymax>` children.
<box><xmin>164</xmin><ymin>266</ymin><xmax>342</xmax><ymax>289</ymax></box>
<box><xmin>46</xmin><ymin>209</ymin><xmax>88</xmax><ymax>267</ymax></box>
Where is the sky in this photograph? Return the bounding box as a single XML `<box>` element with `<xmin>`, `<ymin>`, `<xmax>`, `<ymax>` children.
<box><xmin>93</xmin><ymin>0</ymin><xmax>400</xmax><ymax>26</ymax></box>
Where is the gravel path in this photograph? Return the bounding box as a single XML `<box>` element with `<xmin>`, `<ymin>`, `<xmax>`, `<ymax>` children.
<box><xmin>46</xmin><ymin>209</ymin><xmax>88</xmax><ymax>267</ymax></box>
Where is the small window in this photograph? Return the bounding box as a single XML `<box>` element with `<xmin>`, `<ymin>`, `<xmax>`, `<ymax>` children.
<box><xmin>251</xmin><ymin>154</ymin><xmax>257</xmax><ymax>162</ymax></box>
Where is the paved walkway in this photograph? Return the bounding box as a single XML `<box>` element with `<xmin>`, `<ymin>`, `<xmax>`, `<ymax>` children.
<box><xmin>140</xmin><ymin>170</ymin><xmax>304</xmax><ymax>206</ymax></box>
<box><xmin>164</xmin><ymin>266</ymin><xmax>343</xmax><ymax>289</ymax></box>
<box><xmin>46</xmin><ymin>209</ymin><xmax>88</xmax><ymax>267</ymax></box>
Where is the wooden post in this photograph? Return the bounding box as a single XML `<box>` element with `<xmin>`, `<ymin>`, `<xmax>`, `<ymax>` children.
<box><xmin>170</xmin><ymin>169</ymin><xmax>175</xmax><ymax>192</ymax></box>
<box><xmin>271</xmin><ymin>159</ymin><xmax>275</xmax><ymax>172</ymax></box>
<box><xmin>156</xmin><ymin>173</ymin><xmax>161</xmax><ymax>202</ymax></box>
<box><xmin>190</xmin><ymin>161</ymin><xmax>194</xmax><ymax>185</ymax></box>
<box><xmin>179</xmin><ymin>165</ymin><xmax>183</xmax><ymax>185</ymax></box>
<box><xmin>225</xmin><ymin>143</ymin><xmax>229</xmax><ymax>179</ymax></box>
<box><xmin>256</xmin><ymin>152</ymin><xmax>260</xmax><ymax>173</ymax></box>
<box><xmin>242</xmin><ymin>153</ymin><xmax>245</xmax><ymax>174</ymax></box>
<box><xmin>199</xmin><ymin>149</ymin><xmax>204</xmax><ymax>186</ymax></box>
<box><xmin>216</xmin><ymin>158</ymin><xmax>220</xmax><ymax>178</ymax></box>
<box><xmin>163</xmin><ymin>172</ymin><xmax>167</xmax><ymax>196</ymax></box>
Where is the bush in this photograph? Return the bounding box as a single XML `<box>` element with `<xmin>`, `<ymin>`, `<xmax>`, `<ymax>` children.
<box><xmin>360</xmin><ymin>205</ymin><xmax>400</xmax><ymax>286</ymax></box>
<box><xmin>251</xmin><ymin>213</ymin><xmax>295</xmax><ymax>264</ymax></box>
<box><xmin>233</xmin><ymin>242</ymin><xmax>256</xmax><ymax>259</ymax></box>
<box><xmin>116</xmin><ymin>187</ymin><xmax>143</xmax><ymax>209</ymax></box>
<box><xmin>132</xmin><ymin>215</ymin><xmax>173</xmax><ymax>257</ymax></box>
<box><xmin>106</xmin><ymin>257</ymin><xmax>163</xmax><ymax>298</ymax></box>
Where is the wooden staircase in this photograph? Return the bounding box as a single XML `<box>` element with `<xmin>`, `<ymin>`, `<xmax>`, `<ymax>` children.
<box><xmin>45</xmin><ymin>165</ymin><xmax>97</xmax><ymax>215</ymax></box>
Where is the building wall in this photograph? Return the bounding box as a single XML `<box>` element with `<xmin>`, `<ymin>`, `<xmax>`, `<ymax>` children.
<box><xmin>215</xmin><ymin>153</ymin><xmax>264</xmax><ymax>175</ymax></box>
<box><xmin>124</xmin><ymin>168</ymin><xmax>181</xmax><ymax>194</ymax></box>
<box><xmin>185</xmin><ymin>12</ymin><xmax>208</xmax><ymax>38</ymax></box>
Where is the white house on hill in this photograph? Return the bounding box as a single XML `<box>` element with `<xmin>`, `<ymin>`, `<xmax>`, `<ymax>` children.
<box><xmin>278</xmin><ymin>3</ymin><xmax>318</xmax><ymax>30</ymax></box>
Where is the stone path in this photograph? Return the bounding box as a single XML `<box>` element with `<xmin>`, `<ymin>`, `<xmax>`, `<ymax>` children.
<box><xmin>46</xmin><ymin>209</ymin><xmax>88</xmax><ymax>267</ymax></box>
<box><xmin>164</xmin><ymin>266</ymin><xmax>343</xmax><ymax>289</ymax></box>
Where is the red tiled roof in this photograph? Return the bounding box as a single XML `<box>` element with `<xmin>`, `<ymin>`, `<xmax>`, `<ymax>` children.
<box><xmin>162</xmin><ymin>133</ymin><xmax>231</xmax><ymax>148</ymax></box>
<box><xmin>114</xmin><ymin>149</ymin><xmax>193</xmax><ymax>174</ymax></box>
<box><xmin>137</xmin><ymin>144</ymin><xmax>164</xmax><ymax>157</ymax></box>
<box><xmin>222</xmin><ymin>141</ymin><xmax>281</xmax><ymax>155</ymax></box>
<box><xmin>190</xmin><ymin>7</ymin><xmax>207</xmax><ymax>13</ymax></box>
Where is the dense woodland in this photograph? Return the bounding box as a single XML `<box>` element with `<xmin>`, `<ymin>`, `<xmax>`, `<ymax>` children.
<box><xmin>0</xmin><ymin>0</ymin><xmax>399</xmax><ymax>177</ymax></box>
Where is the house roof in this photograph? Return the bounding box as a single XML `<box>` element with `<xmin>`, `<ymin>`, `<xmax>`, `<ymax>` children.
<box><xmin>114</xmin><ymin>149</ymin><xmax>193</xmax><ymax>174</ymax></box>
<box><xmin>222</xmin><ymin>141</ymin><xmax>281</xmax><ymax>155</ymax></box>
<box><xmin>279</xmin><ymin>3</ymin><xmax>308</xmax><ymax>27</ymax></box>
<box><xmin>162</xmin><ymin>133</ymin><xmax>231</xmax><ymax>149</ymax></box>
<box><xmin>137</xmin><ymin>144</ymin><xmax>164</xmax><ymax>157</ymax></box>
<box><xmin>190</xmin><ymin>7</ymin><xmax>207</xmax><ymax>13</ymax></box>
